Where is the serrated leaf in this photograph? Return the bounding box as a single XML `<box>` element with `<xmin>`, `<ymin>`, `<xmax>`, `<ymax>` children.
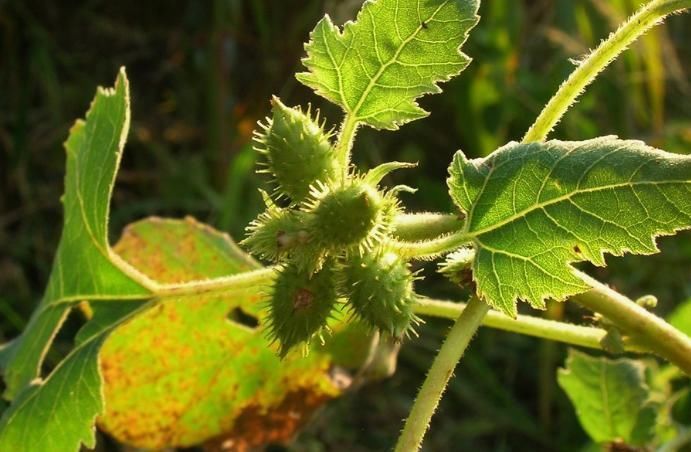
<box><xmin>297</xmin><ymin>0</ymin><xmax>479</xmax><ymax>130</ymax></box>
<box><xmin>0</xmin><ymin>69</ymin><xmax>154</xmax><ymax>452</ymax></box>
<box><xmin>558</xmin><ymin>350</ymin><xmax>657</xmax><ymax>445</ymax></box>
<box><xmin>448</xmin><ymin>137</ymin><xmax>691</xmax><ymax>316</ymax></box>
<box><xmin>96</xmin><ymin>217</ymin><xmax>382</xmax><ymax>449</ymax></box>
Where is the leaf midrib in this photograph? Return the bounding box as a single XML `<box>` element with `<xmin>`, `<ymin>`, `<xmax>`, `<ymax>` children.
<box><xmin>346</xmin><ymin>0</ymin><xmax>451</xmax><ymax>120</ymax></box>
<box><xmin>465</xmin><ymin>179</ymin><xmax>689</xmax><ymax>239</ymax></box>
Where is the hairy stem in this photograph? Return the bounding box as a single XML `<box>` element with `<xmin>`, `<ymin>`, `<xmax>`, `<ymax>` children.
<box><xmin>153</xmin><ymin>267</ymin><xmax>277</xmax><ymax>299</ymax></box>
<box><xmin>574</xmin><ymin>272</ymin><xmax>691</xmax><ymax>375</ymax></box>
<box><xmin>392</xmin><ymin>213</ymin><xmax>463</xmax><ymax>241</ymax></box>
<box><xmin>335</xmin><ymin>114</ymin><xmax>359</xmax><ymax>182</ymax></box>
<box><xmin>392</xmin><ymin>230</ymin><xmax>471</xmax><ymax>260</ymax></box>
<box><xmin>413</xmin><ymin>298</ymin><xmax>647</xmax><ymax>353</ymax></box>
<box><xmin>523</xmin><ymin>0</ymin><xmax>691</xmax><ymax>142</ymax></box>
<box><xmin>395</xmin><ymin>297</ymin><xmax>489</xmax><ymax>452</ymax></box>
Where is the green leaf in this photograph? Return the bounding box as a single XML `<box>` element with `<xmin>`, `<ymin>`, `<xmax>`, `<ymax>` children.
<box><xmin>557</xmin><ymin>350</ymin><xmax>657</xmax><ymax>446</ymax></box>
<box><xmin>0</xmin><ymin>69</ymin><xmax>153</xmax><ymax>401</ymax></box>
<box><xmin>668</xmin><ymin>299</ymin><xmax>691</xmax><ymax>337</ymax></box>
<box><xmin>0</xmin><ymin>304</ymin><xmax>149</xmax><ymax>452</ymax></box>
<box><xmin>296</xmin><ymin>0</ymin><xmax>479</xmax><ymax>130</ymax></box>
<box><xmin>96</xmin><ymin>217</ymin><xmax>380</xmax><ymax>449</ymax></box>
<box><xmin>447</xmin><ymin>137</ymin><xmax>691</xmax><ymax>316</ymax></box>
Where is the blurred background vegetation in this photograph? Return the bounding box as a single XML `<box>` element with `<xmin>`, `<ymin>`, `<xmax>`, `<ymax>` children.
<box><xmin>0</xmin><ymin>0</ymin><xmax>690</xmax><ymax>450</ymax></box>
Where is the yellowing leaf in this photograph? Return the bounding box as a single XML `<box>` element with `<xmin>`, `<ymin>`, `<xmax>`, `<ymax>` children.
<box><xmin>97</xmin><ymin>217</ymin><xmax>379</xmax><ymax>449</ymax></box>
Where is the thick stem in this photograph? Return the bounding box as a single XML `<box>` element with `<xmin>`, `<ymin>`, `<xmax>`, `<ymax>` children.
<box><xmin>522</xmin><ymin>0</ymin><xmax>691</xmax><ymax>142</ymax></box>
<box><xmin>395</xmin><ymin>297</ymin><xmax>489</xmax><ymax>452</ymax></box>
<box><xmin>574</xmin><ymin>272</ymin><xmax>691</xmax><ymax>375</ymax></box>
<box><xmin>392</xmin><ymin>213</ymin><xmax>463</xmax><ymax>241</ymax></box>
<box><xmin>413</xmin><ymin>298</ymin><xmax>647</xmax><ymax>353</ymax></box>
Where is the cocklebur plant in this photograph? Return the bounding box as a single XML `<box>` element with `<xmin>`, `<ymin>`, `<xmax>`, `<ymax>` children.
<box><xmin>1</xmin><ymin>0</ymin><xmax>691</xmax><ymax>451</ymax></box>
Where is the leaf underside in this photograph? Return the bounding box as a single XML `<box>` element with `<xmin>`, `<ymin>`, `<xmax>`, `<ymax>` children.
<box><xmin>0</xmin><ymin>69</ymin><xmax>152</xmax><ymax>452</ymax></box>
<box><xmin>297</xmin><ymin>0</ymin><xmax>479</xmax><ymax>130</ymax></box>
<box><xmin>448</xmin><ymin>137</ymin><xmax>691</xmax><ymax>316</ymax></box>
<box><xmin>557</xmin><ymin>350</ymin><xmax>656</xmax><ymax>445</ymax></box>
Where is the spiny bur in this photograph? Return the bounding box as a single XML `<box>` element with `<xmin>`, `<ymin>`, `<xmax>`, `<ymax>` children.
<box><xmin>305</xmin><ymin>179</ymin><xmax>397</xmax><ymax>253</ymax></box>
<box><xmin>342</xmin><ymin>251</ymin><xmax>419</xmax><ymax>339</ymax></box>
<box><xmin>253</xmin><ymin>96</ymin><xmax>339</xmax><ymax>203</ymax></box>
<box><xmin>267</xmin><ymin>262</ymin><xmax>338</xmax><ymax>357</ymax></box>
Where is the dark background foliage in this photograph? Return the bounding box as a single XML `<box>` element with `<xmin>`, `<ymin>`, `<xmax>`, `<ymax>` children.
<box><xmin>0</xmin><ymin>0</ymin><xmax>689</xmax><ymax>450</ymax></box>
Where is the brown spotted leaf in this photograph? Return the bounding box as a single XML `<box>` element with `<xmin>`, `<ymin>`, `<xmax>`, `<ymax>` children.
<box><xmin>96</xmin><ymin>217</ymin><xmax>380</xmax><ymax>449</ymax></box>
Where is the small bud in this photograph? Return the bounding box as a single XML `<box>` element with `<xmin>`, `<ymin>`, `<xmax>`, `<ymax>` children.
<box><xmin>439</xmin><ymin>248</ymin><xmax>476</xmax><ymax>288</ymax></box>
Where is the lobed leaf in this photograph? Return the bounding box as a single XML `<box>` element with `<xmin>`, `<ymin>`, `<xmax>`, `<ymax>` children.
<box><xmin>558</xmin><ymin>350</ymin><xmax>657</xmax><ymax>445</ymax></box>
<box><xmin>448</xmin><ymin>137</ymin><xmax>691</xmax><ymax>316</ymax></box>
<box><xmin>297</xmin><ymin>0</ymin><xmax>479</xmax><ymax>130</ymax></box>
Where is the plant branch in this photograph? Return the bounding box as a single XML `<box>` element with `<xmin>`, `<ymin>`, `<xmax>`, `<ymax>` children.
<box><xmin>392</xmin><ymin>213</ymin><xmax>463</xmax><ymax>241</ymax></box>
<box><xmin>522</xmin><ymin>0</ymin><xmax>691</xmax><ymax>142</ymax></box>
<box><xmin>413</xmin><ymin>297</ymin><xmax>648</xmax><ymax>353</ymax></box>
<box><xmin>391</xmin><ymin>230</ymin><xmax>471</xmax><ymax>260</ymax></box>
<box><xmin>335</xmin><ymin>114</ymin><xmax>359</xmax><ymax>182</ymax></box>
<box><xmin>395</xmin><ymin>297</ymin><xmax>489</xmax><ymax>452</ymax></box>
<box><xmin>574</xmin><ymin>272</ymin><xmax>691</xmax><ymax>375</ymax></box>
<box><xmin>152</xmin><ymin>266</ymin><xmax>277</xmax><ymax>299</ymax></box>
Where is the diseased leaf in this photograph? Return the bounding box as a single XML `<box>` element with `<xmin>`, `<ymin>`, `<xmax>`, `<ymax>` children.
<box><xmin>0</xmin><ymin>69</ymin><xmax>153</xmax><ymax>451</ymax></box>
<box><xmin>558</xmin><ymin>350</ymin><xmax>657</xmax><ymax>446</ymax></box>
<box><xmin>297</xmin><ymin>0</ymin><xmax>479</xmax><ymax>130</ymax></box>
<box><xmin>97</xmin><ymin>217</ymin><xmax>380</xmax><ymax>449</ymax></box>
<box><xmin>447</xmin><ymin>137</ymin><xmax>691</xmax><ymax>316</ymax></box>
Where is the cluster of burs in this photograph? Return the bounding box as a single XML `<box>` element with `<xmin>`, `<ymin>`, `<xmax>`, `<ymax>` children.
<box><xmin>242</xmin><ymin>97</ymin><xmax>419</xmax><ymax>356</ymax></box>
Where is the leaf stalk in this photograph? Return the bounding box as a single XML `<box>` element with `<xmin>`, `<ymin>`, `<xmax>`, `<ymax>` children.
<box><xmin>413</xmin><ymin>297</ymin><xmax>648</xmax><ymax>353</ymax></box>
<box><xmin>574</xmin><ymin>272</ymin><xmax>691</xmax><ymax>375</ymax></box>
<box><xmin>522</xmin><ymin>0</ymin><xmax>691</xmax><ymax>142</ymax></box>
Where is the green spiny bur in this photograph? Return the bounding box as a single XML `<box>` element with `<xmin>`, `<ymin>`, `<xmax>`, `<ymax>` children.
<box><xmin>254</xmin><ymin>96</ymin><xmax>339</xmax><ymax>203</ymax></box>
<box><xmin>306</xmin><ymin>180</ymin><xmax>396</xmax><ymax>252</ymax></box>
<box><xmin>342</xmin><ymin>251</ymin><xmax>418</xmax><ymax>338</ymax></box>
<box><xmin>267</xmin><ymin>262</ymin><xmax>338</xmax><ymax>356</ymax></box>
<box><xmin>243</xmin><ymin>207</ymin><xmax>307</xmax><ymax>261</ymax></box>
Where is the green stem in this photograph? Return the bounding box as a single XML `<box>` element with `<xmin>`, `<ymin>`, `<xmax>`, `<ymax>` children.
<box><xmin>522</xmin><ymin>0</ymin><xmax>691</xmax><ymax>142</ymax></box>
<box><xmin>335</xmin><ymin>114</ymin><xmax>359</xmax><ymax>182</ymax></box>
<box><xmin>395</xmin><ymin>297</ymin><xmax>489</xmax><ymax>452</ymax></box>
<box><xmin>574</xmin><ymin>272</ymin><xmax>691</xmax><ymax>375</ymax></box>
<box><xmin>392</xmin><ymin>230</ymin><xmax>471</xmax><ymax>260</ymax></box>
<box><xmin>153</xmin><ymin>267</ymin><xmax>277</xmax><ymax>299</ymax></box>
<box><xmin>392</xmin><ymin>213</ymin><xmax>463</xmax><ymax>241</ymax></box>
<box><xmin>413</xmin><ymin>298</ymin><xmax>647</xmax><ymax>353</ymax></box>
